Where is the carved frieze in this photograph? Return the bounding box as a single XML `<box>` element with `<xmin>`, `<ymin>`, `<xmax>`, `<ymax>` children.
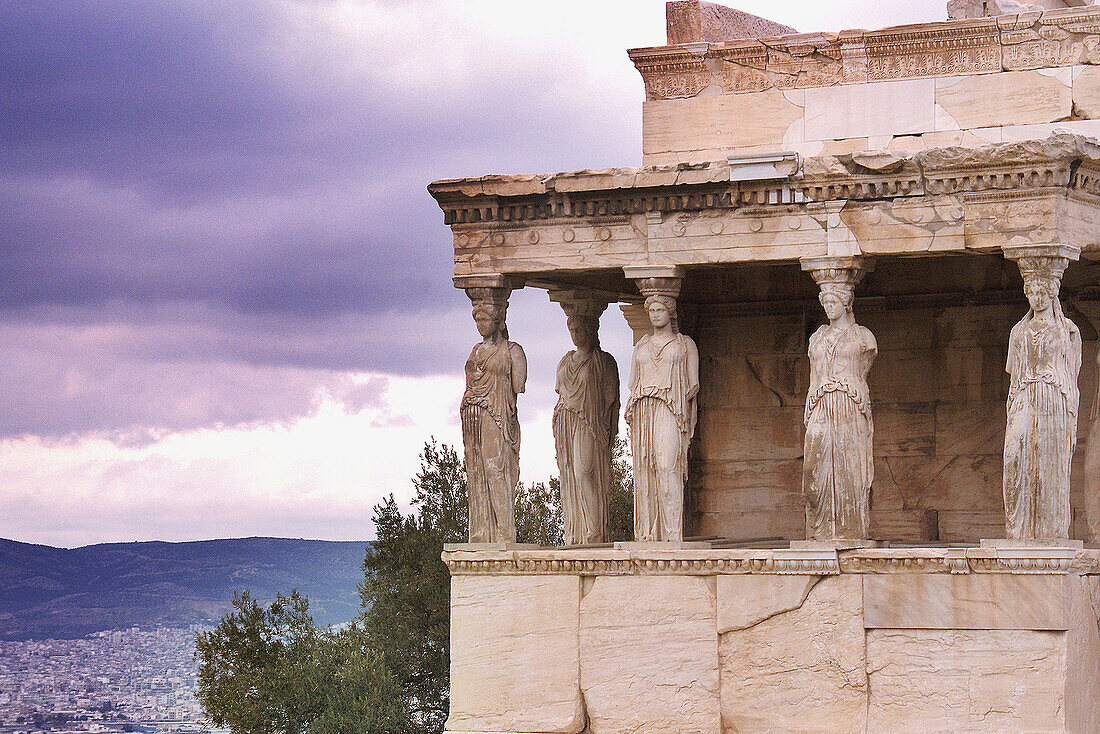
<box><xmin>632</xmin><ymin>50</ymin><xmax>711</xmax><ymax>101</ymax></box>
<box><xmin>864</xmin><ymin>24</ymin><xmax>1002</xmax><ymax>81</ymax></box>
<box><xmin>441</xmin><ymin>547</ymin><xmax>1099</xmax><ymax>576</ymax></box>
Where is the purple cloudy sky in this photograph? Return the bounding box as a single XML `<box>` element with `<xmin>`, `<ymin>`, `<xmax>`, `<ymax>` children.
<box><xmin>0</xmin><ymin>1</ymin><xmax>945</xmax><ymax>547</ymax></box>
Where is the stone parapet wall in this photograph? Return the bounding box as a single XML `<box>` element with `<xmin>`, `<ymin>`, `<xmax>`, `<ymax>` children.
<box><xmin>629</xmin><ymin>8</ymin><xmax>1100</xmax><ymax>165</ymax></box>
<box><xmin>444</xmin><ymin>546</ymin><xmax>1100</xmax><ymax>734</ymax></box>
<box><xmin>631</xmin><ymin>9</ymin><xmax>1100</xmax><ymax>100</ymax></box>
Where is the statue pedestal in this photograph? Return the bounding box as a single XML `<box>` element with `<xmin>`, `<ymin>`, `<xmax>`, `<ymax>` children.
<box><xmin>443</xmin><ymin>546</ymin><xmax>1100</xmax><ymax>734</ymax></box>
<box><xmin>613</xmin><ymin>540</ymin><xmax>712</xmax><ymax>550</ymax></box>
<box><xmin>980</xmin><ymin>538</ymin><xmax>1085</xmax><ymax>549</ymax></box>
<box><xmin>443</xmin><ymin>543</ymin><xmax>541</xmax><ymax>551</ymax></box>
<box><xmin>790</xmin><ymin>539</ymin><xmax>881</xmax><ymax>550</ymax></box>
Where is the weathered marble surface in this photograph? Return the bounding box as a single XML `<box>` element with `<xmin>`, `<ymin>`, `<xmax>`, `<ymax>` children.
<box><xmin>447</xmin><ymin>575</ymin><xmax>585</xmax><ymax>734</ymax></box>
<box><xmin>949</xmin><ymin>0</ymin><xmax>1095</xmax><ymax>19</ymax></box>
<box><xmin>719</xmin><ymin>575</ymin><xmax>867</xmax><ymax>734</ymax></box>
<box><xmin>801</xmin><ymin>257</ymin><xmax>877</xmax><ymax>542</ymax></box>
<box><xmin>1002</xmin><ymin>245</ymin><xmax>1082</xmax><ymax>540</ymax></box>
<box><xmin>461</xmin><ymin>285</ymin><xmax>526</xmax><ymax>544</ymax></box>
<box><xmin>444</xmin><ymin>549</ymin><xmax>1100</xmax><ymax>732</ymax></box>
<box><xmin>1066</xmin><ymin>575</ymin><xmax>1100</xmax><ymax>733</ymax></box>
<box><xmin>864</xmin><ymin>574</ymin><xmax>1069</xmax><ymax>630</ymax></box>
<box><xmin>665</xmin><ymin>0</ymin><xmax>795</xmax><ymax>45</ymax></box>
<box><xmin>433</xmin><ymin>134</ymin><xmax>1100</xmax><ymax>278</ymax></box>
<box><xmin>579</xmin><ymin>575</ymin><xmax>720</xmax><ymax>734</ymax></box>
<box><xmin>552</xmin><ymin>292</ymin><xmax>619</xmax><ymax>545</ymax></box>
<box><xmin>866</xmin><ymin>629</ymin><xmax>1066</xmax><ymax>733</ymax></box>
<box><xmin>626</xmin><ymin>273</ymin><xmax>699</xmax><ymax>542</ymax></box>
<box><xmin>716</xmin><ymin>574</ymin><xmax>819</xmax><ymax>632</ymax></box>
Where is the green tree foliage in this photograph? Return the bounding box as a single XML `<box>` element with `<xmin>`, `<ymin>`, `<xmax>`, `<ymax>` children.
<box><xmin>516</xmin><ymin>479</ymin><xmax>564</xmax><ymax>545</ymax></box>
<box><xmin>197</xmin><ymin>436</ymin><xmax>635</xmax><ymax>733</ymax></box>
<box><xmin>360</xmin><ymin>440</ymin><xmax>465</xmax><ymax>733</ymax></box>
<box><xmin>608</xmin><ymin>437</ymin><xmax>635</xmax><ymax>543</ymax></box>
<box><xmin>195</xmin><ymin>591</ymin><xmax>401</xmax><ymax>734</ymax></box>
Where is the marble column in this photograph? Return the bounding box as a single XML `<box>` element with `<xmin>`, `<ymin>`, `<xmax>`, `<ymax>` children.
<box><xmin>799</xmin><ymin>256</ymin><xmax>877</xmax><ymax>545</ymax></box>
<box><xmin>455</xmin><ymin>275</ymin><xmax>528</xmax><ymax>544</ymax></box>
<box><xmin>623</xmin><ymin>266</ymin><xmax>699</xmax><ymax>542</ymax></box>
<box><xmin>1000</xmin><ymin>245</ymin><xmax>1082</xmax><ymax>542</ymax></box>
<box><xmin>549</xmin><ymin>289</ymin><xmax>620</xmax><ymax>546</ymax></box>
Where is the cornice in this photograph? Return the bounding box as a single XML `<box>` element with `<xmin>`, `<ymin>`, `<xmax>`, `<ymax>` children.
<box><xmin>428</xmin><ymin>134</ymin><xmax>1100</xmax><ymax>227</ymax></box>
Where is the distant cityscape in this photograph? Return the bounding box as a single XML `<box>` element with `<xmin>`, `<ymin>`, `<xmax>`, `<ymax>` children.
<box><xmin>0</xmin><ymin>627</ymin><xmax>225</xmax><ymax>734</ymax></box>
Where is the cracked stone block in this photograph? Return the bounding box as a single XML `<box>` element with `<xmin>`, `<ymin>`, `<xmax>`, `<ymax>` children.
<box><xmin>580</xmin><ymin>575</ymin><xmax>720</xmax><ymax>734</ymax></box>
<box><xmin>866</xmin><ymin>629</ymin><xmax>1065</xmax><ymax>733</ymax></box>
<box><xmin>719</xmin><ymin>575</ymin><xmax>867</xmax><ymax>734</ymax></box>
<box><xmin>666</xmin><ymin>1</ymin><xmax>795</xmax><ymax>45</ymax></box>
<box><xmin>1066</xmin><ymin>576</ymin><xmax>1100</xmax><ymax>732</ymax></box>
<box><xmin>447</xmin><ymin>575</ymin><xmax>586</xmax><ymax>734</ymax></box>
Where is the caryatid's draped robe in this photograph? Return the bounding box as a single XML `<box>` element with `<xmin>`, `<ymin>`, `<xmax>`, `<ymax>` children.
<box><xmin>553</xmin><ymin>349</ymin><xmax>619</xmax><ymax>545</ymax></box>
<box><xmin>803</xmin><ymin>323</ymin><xmax>878</xmax><ymax>540</ymax></box>
<box><xmin>625</xmin><ymin>333</ymin><xmax>699</xmax><ymax>541</ymax></box>
<box><xmin>461</xmin><ymin>339</ymin><xmax>525</xmax><ymax>543</ymax></box>
<box><xmin>1003</xmin><ymin>302</ymin><xmax>1081</xmax><ymax>539</ymax></box>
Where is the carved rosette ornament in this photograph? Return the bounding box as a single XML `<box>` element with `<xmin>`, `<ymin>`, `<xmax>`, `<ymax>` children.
<box><xmin>623</xmin><ymin>267</ymin><xmax>699</xmax><ymax>542</ymax></box>
<box><xmin>799</xmin><ymin>257</ymin><xmax>878</xmax><ymax>543</ymax></box>
<box><xmin>457</xmin><ymin>277</ymin><xmax>528</xmax><ymax>544</ymax></box>
<box><xmin>1001</xmin><ymin>245</ymin><xmax>1082</xmax><ymax>542</ymax></box>
<box><xmin>549</xmin><ymin>290</ymin><xmax>620</xmax><ymax>546</ymax></box>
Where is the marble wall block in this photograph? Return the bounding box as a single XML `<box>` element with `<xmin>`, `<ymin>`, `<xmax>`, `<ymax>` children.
<box><xmin>804</xmin><ymin>79</ymin><xmax>936</xmax><ymax>141</ymax></box>
<box><xmin>863</xmin><ymin>574</ymin><xmax>1069</xmax><ymax>630</ymax></box>
<box><xmin>1073</xmin><ymin>65</ymin><xmax>1100</xmax><ymax>120</ymax></box>
<box><xmin>866</xmin><ymin>629</ymin><xmax>1066</xmax><ymax>733</ymax></box>
<box><xmin>642</xmin><ymin>90</ymin><xmax>804</xmax><ymax>162</ymax></box>
<box><xmin>579</xmin><ymin>576</ymin><xmax>720</xmax><ymax>734</ymax></box>
<box><xmin>1066</xmin><ymin>576</ymin><xmax>1100</xmax><ymax>733</ymax></box>
<box><xmin>448</xmin><ymin>575</ymin><xmax>585</xmax><ymax>734</ymax></box>
<box><xmin>719</xmin><ymin>575</ymin><xmax>867</xmax><ymax>734</ymax></box>
<box><xmin>935</xmin><ymin>70</ymin><xmax>1073</xmax><ymax>131</ymax></box>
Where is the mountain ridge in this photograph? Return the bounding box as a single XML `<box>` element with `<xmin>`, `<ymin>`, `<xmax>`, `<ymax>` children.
<box><xmin>0</xmin><ymin>536</ymin><xmax>371</xmax><ymax>641</ymax></box>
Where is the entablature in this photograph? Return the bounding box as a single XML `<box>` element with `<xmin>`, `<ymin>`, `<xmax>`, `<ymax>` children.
<box><xmin>428</xmin><ymin>133</ymin><xmax>1100</xmax><ymax>282</ymax></box>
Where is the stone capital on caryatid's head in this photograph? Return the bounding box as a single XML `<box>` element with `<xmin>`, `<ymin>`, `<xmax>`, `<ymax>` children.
<box><xmin>548</xmin><ymin>288</ymin><xmax>612</xmax><ymax>317</ymax></box>
<box><xmin>800</xmin><ymin>256</ymin><xmax>873</xmax><ymax>294</ymax></box>
<box><xmin>1002</xmin><ymin>244</ymin><xmax>1081</xmax><ymax>278</ymax></box>
<box><xmin>455</xmin><ymin>274</ymin><xmax>523</xmax><ymax>309</ymax></box>
<box><xmin>948</xmin><ymin>0</ymin><xmax>1095</xmax><ymax>19</ymax></box>
<box><xmin>624</xmin><ymin>265</ymin><xmax>685</xmax><ymax>300</ymax></box>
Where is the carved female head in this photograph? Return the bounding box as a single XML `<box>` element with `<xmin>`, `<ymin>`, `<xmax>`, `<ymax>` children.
<box><xmin>1018</xmin><ymin>256</ymin><xmax>1067</xmax><ymax>316</ymax></box>
<box><xmin>819</xmin><ymin>283</ymin><xmax>855</xmax><ymax>323</ymax></box>
<box><xmin>1023</xmin><ymin>276</ymin><xmax>1058</xmax><ymax>314</ymax></box>
<box><xmin>473</xmin><ymin>302</ymin><xmax>507</xmax><ymax>339</ymax></box>
<box><xmin>645</xmin><ymin>295</ymin><xmax>676</xmax><ymax>330</ymax></box>
<box><xmin>567</xmin><ymin>314</ymin><xmax>599</xmax><ymax>350</ymax></box>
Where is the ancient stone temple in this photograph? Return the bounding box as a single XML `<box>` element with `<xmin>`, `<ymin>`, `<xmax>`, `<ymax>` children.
<box><xmin>429</xmin><ymin>1</ymin><xmax>1100</xmax><ymax>731</ymax></box>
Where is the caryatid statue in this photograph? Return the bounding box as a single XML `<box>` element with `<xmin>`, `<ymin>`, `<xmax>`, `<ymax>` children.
<box><xmin>800</xmin><ymin>257</ymin><xmax>878</xmax><ymax>542</ymax></box>
<box><xmin>551</xmin><ymin>291</ymin><xmax>620</xmax><ymax>545</ymax></box>
<box><xmin>460</xmin><ymin>284</ymin><xmax>528</xmax><ymax>544</ymax></box>
<box><xmin>1002</xmin><ymin>245</ymin><xmax>1081</xmax><ymax>541</ymax></box>
<box><xmin>624</xmin><ymin>271</ymin><xmax>699</xmax><ymax>542</ymax></box>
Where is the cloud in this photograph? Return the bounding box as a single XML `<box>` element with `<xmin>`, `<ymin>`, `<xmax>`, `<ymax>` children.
<box><xmin>0</xmin><ymin>0</ymin><xmax>952</xmax><ymax>544</ymax></box>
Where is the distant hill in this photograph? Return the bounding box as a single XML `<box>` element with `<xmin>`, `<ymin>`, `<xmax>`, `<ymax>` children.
<box><xmin>0</xmin><ymin>537</ymin><xmax>370</xmax><ymax>641</ymax></box>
